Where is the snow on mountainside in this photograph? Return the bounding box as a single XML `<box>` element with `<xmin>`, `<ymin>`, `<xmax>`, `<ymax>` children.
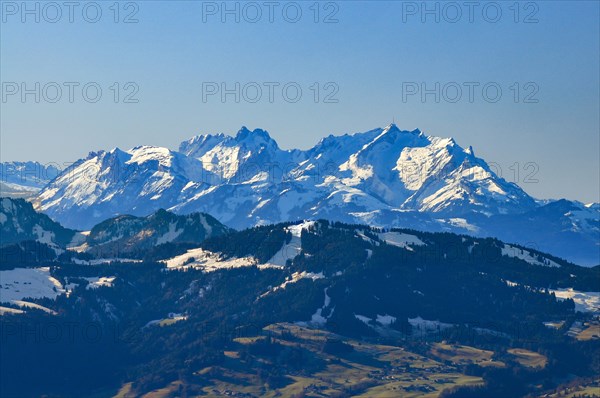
<box><xmin>179</xmin><ymin>127</ymin><xmax>305</xmax><ymax>182</ymax></box>
<box><xmin>0</xmin><ymin>197</ymin><xmax>77</xmax><ymax>248</ymax></box>
<box><xmin>34</xmin><ymin>125</ymin><xmax>600</xmax><ymax>266</ymax></box>
<box><xmin>80</xmin><ymin>208</ymin><xmax>229</xmax><ymax>258</ymax></box>
<box><xmin>37</xmin><ymin>146</ymin><xmax>214</xmax><ymax>228</ymax></box>
<box><xmin>0</xmin><ymin>161</ymin><xmax>61</xmax><ymax>198</ymax></box>
<box><xmin>476</xmin><ymin>199</ymin><xmax>600</xmax><ymax>267</ymax></box>
<box><xmin>171</xmin><ymin>124</ymin><xmax>535</xmax><ymax>226</ymax></box>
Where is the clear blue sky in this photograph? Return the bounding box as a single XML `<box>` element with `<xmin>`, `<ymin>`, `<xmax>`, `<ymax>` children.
<box><xmin>1</xmin><ymin>1</ymin><xmax>598</xmax><ymax>203</ymax></box>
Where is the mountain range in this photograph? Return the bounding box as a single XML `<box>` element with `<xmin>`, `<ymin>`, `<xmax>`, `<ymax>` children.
<box><xmin>2</xmin><ymin>124</ymin><xmax>598</xmax><ymax>265</ymax></box>
<box><xmin>0</xmin><ymin>161</ymin><xmax>60</xmax><ymax>198</ymax></box>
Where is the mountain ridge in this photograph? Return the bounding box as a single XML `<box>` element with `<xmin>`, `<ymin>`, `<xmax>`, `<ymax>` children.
<box><xmin>0</xmin><ymin>197</ymin><xmax>230</xmax><ymax>262</ymax></box>
<box><xmin>15</xmin><ymin>124</ymin><xmax>599</xmax><ymax>266</ymax></box>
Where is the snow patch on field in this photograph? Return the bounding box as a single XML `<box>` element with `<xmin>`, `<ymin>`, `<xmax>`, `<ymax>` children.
<box><xmin>84</xmin><ymin>276</ymin><xmax>116</xmax><ymax>289</ymax></box>
<box><xmin>288</xmin><ymin>220</ymin><xmax>315</xmax><ymax>237</ymax></box>
<box><xmin>355</xmin><ymin>314</ymin><xmax>372</xmax><ymax>324</ymax></box>
<box><xmin>260</xmin><ymin>271</ymin><xmax>324</xmax><ymax>299</ymax></box>
<box><xmin>10</xmin><ymin>300</ymin><xmax>57</xmax><ymax>315</ymax></box>
<box><xmin>376</xmin><ymin>314</ymin><xmax>397</xmax><ymax>326</ymax></box>
<box><xmin>550</xmin><ymin>289</ymin><xmax>599</xmax><ymax>313</ymax></box>
<box><xmin>379</xmin><ymin>231</ymin><xmax>425</xmax><ymax>250</ymax></box>
<box><xmin>543</xmin><ymin>321</ymin><xmax>564</xmax><ymax>330</ymax></box>
<box><xmin>275</xmin><ymin>271</ymin><xmax>323</xmax><ymax>291</ymax></box>
<box><xmin>445</xmin><ymin>218</ymin><xmax>479</xmax><ymax>233</ymax></box>
<box><xmin>72</xmin><ymin>258</ymin><xmax>141</xmax><ymax>265</ymax></box>
<box><xmin>265</xmin><ymin>222</ymin><xmax>314</xmax><ymax>267</ymax></box>
<box><xmin>0</xmin><ymin>267</ymin><xmax>66</xmax><ymax>302</ymax></box>
<box><xmin>502</xmin><ymin>244</ymin><xmax>560</xmax><ymax>267</ymax></box>
<box><xmin>0</xmin><ymin>306</ymin><xmax>25</xmax><ymax>315</ymax></box>
<box><xmin>67</xmin><ymin>232</ymin><xmax>88</xmax><ymax>248</ymax></box>
<box><xmin>163</xmin><ymin>247</ymin><xmax>256</xmax><ymax>272</ymax></box>
<box><xmin>310</xmin><ymin>288</ymin><xmax>333</xmax><ymax>325</ymax></box>
<box><xmin>156</xmin><ymin>222</ymin><xmax>183</xmax><ymax>245</ymax></box>
<box><xmin>355</xmin><ymin>230</ymin><xmax>379</xmax><ymax>246</ymax></box>
<box><xmin>32</xmin><ymin>224</ymin><xmax>55</xmax><ymax>245</ymax></box>
<box><xmin>198</xmin><ymin>214</ymin><xmax>213</xmax><ymax>236</ymax></box>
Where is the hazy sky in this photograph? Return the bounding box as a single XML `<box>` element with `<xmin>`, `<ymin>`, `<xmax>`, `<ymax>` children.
<box><xmin>1</xmin><ymin>1</ymin><xmax>599</xmax><ymax>202</ymax></box>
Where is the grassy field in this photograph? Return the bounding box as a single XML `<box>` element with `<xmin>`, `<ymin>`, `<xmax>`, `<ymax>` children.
<box><xmin>507</xmin><ymin>348</ymin><xmax>547</xmax><ymax>369</ymax></box>
<box><xmin>191</xmin><ymin>323</ymin><xmax>484</xmax><ymax>397</ymax></box>
<box><xmin>576</xmin><ymin>322</ymin><xmax>600</xmax><ymax>341</ymax></box>
<box><xmin>430</xmin><ymin>342</ymin><xmax>504</xmax><ymax>368</ymax></box>
<box><xmin>115</xmin><ymin>323</ymin><xmax>589</xmax><ymax>397</ymax></box>
<box><xmin>112</xmin><ymin>383</ymin><xmax>134</xmax><ymax>398</ymax></box>
<box><xmin>112</xmin><ymin>323</ymin><xmax>495</xmax><ymax>397</ymax></box>
<box><xmin>543</xmin><ymin>379</ymin><xmax>600</xmax><ymax>398</ymax></box>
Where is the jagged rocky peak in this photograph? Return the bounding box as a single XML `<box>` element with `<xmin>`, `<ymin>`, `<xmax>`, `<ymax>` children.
<box><xmin>236</xmin><ymin>126</ymin><xmax>271</xmax><ymax>141</ymax></box>
<box><xmin>380</xmin><ymin>123</ymin><xmax>422</xmax><ymax>136</ymax></box>
<box><xmin>179</xmin><ymin>132</ymin><xmax>228</xmax><ymax>158</ymax></box>
<box><xmin>179</xmin><ymin>126</ymin><xmax>279</xmax><ymax>159</ymax></box>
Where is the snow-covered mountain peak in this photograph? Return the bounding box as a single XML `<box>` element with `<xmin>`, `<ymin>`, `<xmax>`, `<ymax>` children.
<box><xmin>235</xmin><ymin>126</ymin><xmax>273</xmax><ymax>142</ymax></box>
<box><xmin>0</xmin><ymin>161</ymin><xmax>62</xmax><ymax>198</ymax></box>
<box><xmin>380</xmin><ymin>123</ymin><xmax>423</xmax><ymax>136</ymax></box>
<box><xmin>125</xmin><ymin>145</ymin><xmax>177</xmax><ymax>167</ymax></box>
<box><xmin>369</xmin><ymin>125</ymin><xmax>428</xmax><ymax>149</ymax></box>
<box><xmin>39</xmin><ymin>124</ymin><xmax>539</xmax><ymax>228</ymax></box>
<box><xmin>234</xmin><ymin>127</ymin><xmax>280</xmax><ymax>154</ymax></box>
<box><xmin>382</xmin><ymin>122</ymin><xmax>400</xmax><ymax>133</ymax></box>
<box><xmin>108</xmin><ymin>146</ymin><xmax>124</xmax><ymax>154</ymax></box>
<box><xmin>179</xmin><ymin>133</ymin><xmax>229</xmax><ymax>161</ymax></box>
